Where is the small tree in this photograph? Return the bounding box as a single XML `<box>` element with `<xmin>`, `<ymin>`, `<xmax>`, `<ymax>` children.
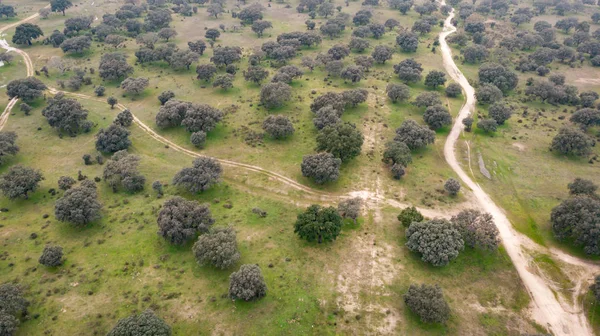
<box><xmin>244</xmin><ymin>66</ymin><xmax>269</xmax><ymax>84</ymax></box>
<box><xmin>404</xmin><ymin>284</ymin><xmax>450</xmax><ymax>324</ymax></box>
<box><xmin>424</xmin><ymin>71</ymin><xmax>447</xmax><ymax>88</ymax></box>
<box><xmin>0</xmin><ymin>131</ymin><xmax>19</xmax><ymax>165</ymax></box>
<box><xmin>475</xmin><ymin>84</ymin><xmax>503</xmax><ymax>105</ymax></box>
<box><xmin>394</xmin><ymin>120</ymin><xmax>435</xmax><ymax>150</ymax></box>
<box><xmin>413</xmin><ymin>92</ymin><xmax>442</xmax><ymax>108</ymax></box>
<box><xmin>55</xmin><ymin>180</ymin><xmax>102</xmax><ymax>226</ymax></box>
<box><xmin>371</xmin><ymin>45</ymin><xmax>394</xmax><ymax>64</ymax></box>
<box><xmin>103</xmin><ymin>150</ymin><xmax>146</xmax><ymax>193</ymax></box>
<box><xmin>107</xmin><ymin>310</ymin><xmax>171</xmax><ymax>336</ymax></box>
<box><xmin>488</xmin><ymin>102</ymin><xmax>512</xmax><ymax>125</ymax></box>
<box><xmin>301</xmin><ymin>152</ymin><xmax>341</xmax><ymax>184</ymax></box>
<box><xmin>96</xmin><ymin>124</ymin><xmax>131</xmax><ymax>153</ymax></box>
<box><xmin>114</xmin><ymin>109</ymin><xmax>133</xmax><ymax>127</ymax></box>
<box><xmin>383</xmin><ymin>141</ymin><xmax>412</xmax><ymax>166</ymax></box>
<box><xmin>196</xmin><ymin>64</ymin><xmax>217</xmax><ymax>82</ymax></box>
<box><xmin>386</xmin><ymin>83</ymin><xmax>410</xmax><ymax>103</ymax></box>
<box><xmin>229</xmin><ymin>264</ymin><xmax>267</xmax><ymax>301</ymax></box>
<box><xmin>406</xmin><ymin>219</ymin><xmax>464</xmax><ymax>266</ymax></box>
<box><xmin>158</xmin><ymin>27</ymin><xmax>177</xmax><ymax>41</ymax></box>
<box><xmin>251</xmin><ymin>20</ymin><xmax>273</xmax><ymax>37</ymax></box>
<box><xmin>444</xmin><ymin>178</ymin><xmax>461</xmax><ymax>196</ymax></box>
<box><xmin>0</xmin><ymin>284</ymin><xmax>29</xmax><ymax>316</ymax></box>
<box><xmin>260</xmin><ymin>82</ymin><xmax>292</xmax><ymax>109</ymax></box>
<box><xmin>0</xmin><ymin>165</ymin><xmax>43</xmax><ymax>200</ymax></box>
<box><xmin>462</xmin><ymin>117</ymin><xmax>474</xmax><ymax>132</ymax></box>
<box><xmin>316</xmin><ymin>122</ymin><xmax>363</xmax><ymax>162</ymax></box>
<box><xmin>190</xmin><ymin>131</ymin><xmax>207</xmax><ymax>148</ymax></box>
<box><xmin>107</xmin><ymin>96</ymin><xmax>118</xmax><ymax>109</ymax></box>
<box><xmin>39</xmin><ymin>245</ymin><xmax>64</xmax><ymax>267</ymax></box>
<box><xmin>338</xmin><ymin>197</ymin><xmax>362</xmax><ymax>224</ymax></box>
<box><xmin>157</xmin><ymin>196</ymin><xmax>214</xmax><ymax>244</ymax></box>
<box><xmin>95</xmin><ymin>85</ymin><xmax>106</xmax><ymax>97</ymax></box>
<box><xmin>205</xmin><ymin>28</ymin><xmax>221</xmax><ymax>41</ymax></box>
<box><xmin>568</xmin><ymin>178</ymin><xmax>597</xmax><ymax>196</ymax></box>
<box><xmin>445</xmin><ymin>83</ymin><xmax>462</xmax><ymax>97</ymax></box>
<box><xmin>477</xmin><ymin>118</ymin><xmax>498</xmax><ymax>133</ymax></box>
<box><xmin>58</xmin><ymin>176</ymin><xmax>76</xmax><ymax>190</ymax></box>
<box><xmin>12</xmin><ymin>23</ymin><xmax>43</xmax><ymax>45</ymax></box>
<box><xmin>121</xmin><ymin>77</ymin><xmax>149</xmax><ymax>95</ymax></box>
<box><xmin>51</xmin><ymin>0</ymin><xmax>73</xmax><ymax>16</ymax></box>
<box><xmin>397</xmin><ymin>206</ymin><xmax>424</xmax><ymax>227</ymax></box>
<box><xmin>213</xmin><ymin>74</ymin><xmax>234</xmax><ymax>90</ymax></box>
<box><xmin>262</xmin><ymin>115</ymin><xmax>294</xmax><ymax>139</ymax></box>
<box><xmin>294</xmin><ymin>204</ymin><xmax>343</xmax><ymax>243</ymax></box>
<box><xmin>423</xmin><ymin>105</ymin><xmax>452</xmax><ymax>130</ymax></box>
<box><xmin>396</xmin><ymin>31</ymin><xmax>419</xmax><ymax>52</ymax></box>
<box><xmin>173</xmin><ymin>157</ymin><xmax>222</xmax><ymax>193</ymax></box>
<box><xmin>451</xmin><ymin>209</ymin><xmax>500</xmax><ymax>250</ymax></box>
<box><xmin>6</xmin><ymin>77</ymin><xmax>47</xmax><ymax>101</ymax></box>
<box><xmin>193</xmin><ymin>227</ymin><xmax>240</xmax><ymax>269</ymax></box>
<box><xmin>158</xmin><ymin>90</ymin><xmax>175</xmax><ymax>105</ymax></box>
<box><xmin>551</xmin><ymin>126</ymin><xmax>594</xmax><ymax>156</ymax></box>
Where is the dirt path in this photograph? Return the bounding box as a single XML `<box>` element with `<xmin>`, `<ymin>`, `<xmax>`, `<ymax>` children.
<box><xmin>439</xmin><ymin>3</ymin><xmax>593</xmax><ymax>335</ymax></box>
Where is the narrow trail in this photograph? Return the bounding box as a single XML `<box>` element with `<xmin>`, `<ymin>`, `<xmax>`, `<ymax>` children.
<box><xmin>440</xmin><ymin>2</ymin><xmax>594</xmax><ymax>335</ymax></box>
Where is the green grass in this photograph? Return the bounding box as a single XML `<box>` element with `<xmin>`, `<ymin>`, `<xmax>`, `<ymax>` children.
<box><xmin>0</xmin><ymin>1</ymin><xmax>553</xmax><ymax>334</ymax></box>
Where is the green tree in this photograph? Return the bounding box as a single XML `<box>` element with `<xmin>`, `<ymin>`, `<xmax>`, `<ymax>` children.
<box><xmin>294</xmin><ymin>204</ymin><xmax>343</xmax><ymax>243</ymax></box>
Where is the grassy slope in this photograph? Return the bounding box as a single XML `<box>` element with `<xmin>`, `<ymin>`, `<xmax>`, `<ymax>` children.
<box><xmin>0</xmin><ymin>1</ymin><xmax>540</xmax><ymax>335</ymax></box>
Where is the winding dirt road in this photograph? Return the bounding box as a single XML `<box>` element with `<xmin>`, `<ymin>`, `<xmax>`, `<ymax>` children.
<box><xmin>440</xmin><ymin>3</ymin><xmax>592</xmax><ymax>335</ymax></box>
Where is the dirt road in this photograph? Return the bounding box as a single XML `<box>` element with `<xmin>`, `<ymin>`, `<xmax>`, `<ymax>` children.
<box><xmin>439</xmin><ymin>3</ymin><xmax>592</xmax><ymax>335</ymax></box>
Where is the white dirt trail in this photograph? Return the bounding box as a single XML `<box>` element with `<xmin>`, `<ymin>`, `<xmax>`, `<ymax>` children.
<box><xmin>440</xmin><ymin>2</ymin><xmax>592</xmax><ymax>335</ymax></box>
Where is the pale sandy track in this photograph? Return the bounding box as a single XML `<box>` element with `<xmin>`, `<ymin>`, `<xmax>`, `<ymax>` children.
<box><xmin>439</xmin><ymin>2</ymin><xmax>593</xmax><ymax>335</ymax></box>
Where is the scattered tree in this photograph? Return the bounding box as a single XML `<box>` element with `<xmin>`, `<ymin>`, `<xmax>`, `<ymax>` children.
<box><xmin>42</xmin><ymin>93</ymin><xmax>89</xmax><ymax>136</ymax></box>
<box><xmin>173</xmin><ymin>157</ymin><xmax>222</xmax><ymax>193</ymax></box>
<box><xmin>55</xmin><ymin>180</ymin><xmax>102</xmax><ymax>226</ymax></box>
<box><xmin>260</xmin><ymin>82</ymin><xmax>292</xmax><ymax>109</ymax></box>
<box><xmin>229</xmin><ymin>264</ymin><xmax>267</xmax><ymax>301</ymax></box>
<box><xmin>394</xmin><ymin>120</ymin><xmax>435</xmax><ymax>150</ymax></box>
<box><xmin>294</xmin><ymin>204</ymin><xmax>343</xmax><ymax>243</ymax></box>
<box><xmin>193</xmin><ymin>226</ymin><xmax>240</xmax><ymax>269</ymax></box>
<box><xmin>406</xmin><ymin>219</ymin><xmax>464</xmax><ymax>266</ymax></box>
<box><xmin>107</xmin><ymin>310</ymin><xmax>171</xmax><ymax>336</ymax></box>
<box><xmin>157</xmin><ymin>196</ymin><xmax>214</xmax><ymax>244</ymax></box>
<box><xmin>39</xmin><ymin>245</ymin><xmax>64</xmax><ymax>267</ymax></box>
<box><xmin>262</xmin><ymin>115</ymin><xmax>294</xmax><ymax>139</ymax></box>
<box><xmin>444</xmin><ymin>178</ymin><xmax>460</xmax><ymax>196</ymax></box>
<box><xmin>451</xmin><ymin>209</ymin><xmax>500</xmax><ymax>250</ymax></box>
<box><xmin>568</xmin><ymin>178</ymin><xmax>598</xmax><ymax>196</ymax></box>
<box><xmin>12</xmin><ymin>23</ymin><xmax>43</xmax><ymax>45</ymax></box>
<box><xmin>6</xmin><ymin>77</ymin><xmax>47</xmax><ymax>102</ymax></box>
<box><xmin>423</xmin><ymin>105</ymin><xmax>452</xmax><ymax>130</ymax></box>
<box><xmin>96</xmin><ymin>124</ymin><xmax>131</xmax><ymax>153</ymax></box>
<box><xmin>316</xmin><ymin>122</ymin><xmax>363</xmax><ymax>162</ymax></box>
<box><xmin>404</xmin><ymin>284</ymin><xmax>450</xmax><ymax>323</ymax></box>
<box><xmin>301</xmin><ymin>152</ymin><xmax>341</xmax><ymax>184</ymax></box>
<box><xmin>551</xmin><ymin>126</ymin><xmax>595</xmax><ymax>156</ymax></box>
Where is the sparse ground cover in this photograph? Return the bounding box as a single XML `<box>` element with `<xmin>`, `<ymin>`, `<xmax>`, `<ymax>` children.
<box><xmin>0</xmin><ymin>0</ymin><xmax>581</xmax><ymax>335</ymax></box>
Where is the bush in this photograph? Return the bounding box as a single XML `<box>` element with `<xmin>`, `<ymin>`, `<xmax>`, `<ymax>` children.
<box><xmin>96</xmin><ymin>124</ymin><xmax>131</xmax><ymax>153</ymax></box>
<box><xmin>173</xmin><ymin>157</ymin><xmax>222</xmax><ymax>193</ymax></box>
<box><xmin>383</xmin><ymin>141</ymin><xmax>412</xmax><ymax>166</ymax></box>
<box><xmin>39</xmin><ymin>245</ymin><xmax>64</xmax><ymax>267</ymax></box>
<box><xmin>406</xmin><ymin>219</ymin><xmax>464</xmax><ymax>266</ymax></box>
<box><xmin>445</xmin><ymin>83</ymin><xmax>462</xmax><ymax>97</ymax></box>
<box><xmin>58</xmin><ymin>176</ymin><xmax>76</xmax><ymax>190</ymax></box>
<box><xmin>391</xmin><ymin>163</ymin><xmax>405</xmax><ymax>179</ymax></box>
<box><xmin>229</xmin><ymin>264</ymin><xmax>267</xmax><ymax>301</ymax></box>
<box><xmin>190</xmin><ymin>131</ymin><xmax>207</xmax><ymax>148</ymax></box>
<box><xmin>450</xmin><ymin>209</ymin><xmax>500</xmax><ymax>250</ymax></box>
<box><xmin>103</xmin><ymin>150</ymin><xmax>145</xmax><ymax>193</ymax></box>
<box><xmin>316</xmin><ymin>122</ymin><xmax>363</xmax><ymax>162</ymax></box>
<box><xmin>477</xmin><ymin>118</ymin><xmax>498</xmax><ymax>133</ymax></box>
<box><xmin>301</xmin><ymin>152</ymin><xmax>341</xmax><ymax>184</ymax></box>
<box><xmin>193</xmin><ymin>227</ymin><xmax>240</xmax><ymax>269</ymax></box>
<box><xmin>55</xmin><ymin>180</ymin><xmax>102</xmax><ymax>226</ymax></box>
<box><xmin>0</xmin><ymin>165</ymin><xmax>43</xmax><ymax>200</ymax></box>
<box><xmin>404</xmin><ymin>284</ymin><xmax>450</xmax><ymax>323</ymax></box>
<box><xmin>338</xmin><ymin>197</ymin><xmax>362</xmax><ymax>223</ymax></box>
<box><xmin>551</xmin><ymin>126</ymin><xmax>595</xmax><ymax>156</ymax></box>
<box><xmin>294</xmin><ymin>204</ymin><xmax>342</xmax><ymax>243</ymax></box>
<box><xmin>551</xmin><ymin>196</ymin><xmax>600</xmax><ymax>255</ymax></box>
<box><xmin>397</xmin><ymin>206</ymin><xmax>424</xmax><ymax>227</ymax></box>
<box><xmin>568</xmin><ymin>178</ymin><xmax>597</xmax><ymax>196</ymax></box>
<box><xmin>107</xmin><ymin>310</ymin><xmax>171</xmax><ymax>336</ymax></box>
<box><xmin>0</xmin><ymin>284</ymin><xmax>29</xmax><ymax>316</ymax></box>
<box><xmin>444</xmin><ymin>178</ymin><xmax>461</xmax><ymax>196</ymax></box>
<box><xmin>262</xmin><ymin>115</ymin><xmax>294</xmax><ymax>139</ymax></box>
<box><xmin>157</xmin><ymin>196</ymin><xmax>214</xmax><ymax>244</ymax></box>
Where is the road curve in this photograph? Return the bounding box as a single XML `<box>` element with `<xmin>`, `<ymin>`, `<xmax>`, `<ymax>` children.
<box><xmin>439</xmin><ymin>3</ymin><xmax>592</xmax><ymax>335</ymax></box>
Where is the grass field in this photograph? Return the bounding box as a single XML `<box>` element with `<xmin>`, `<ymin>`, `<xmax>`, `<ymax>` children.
<box><xmin>0</xmin><ymin>0</ymin><xmax>556</xmax><ymax>334</ymax></box>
